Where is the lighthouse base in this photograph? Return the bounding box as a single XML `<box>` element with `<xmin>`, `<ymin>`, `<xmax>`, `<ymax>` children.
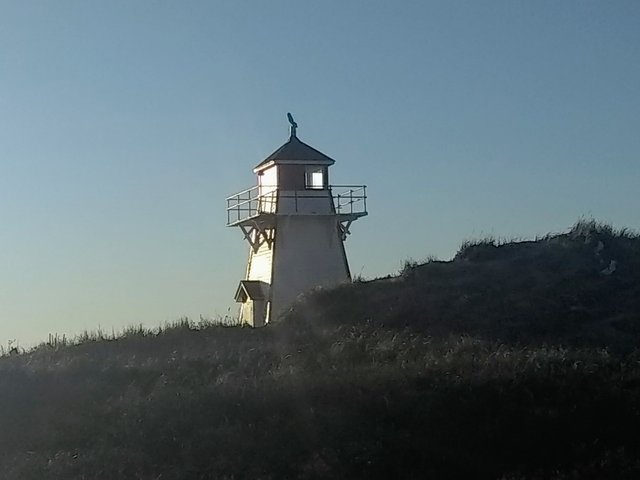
<box><xmin>268</xmin><ymin>215</ymin><xmax>351</xmax><ymax>320</ymax></box>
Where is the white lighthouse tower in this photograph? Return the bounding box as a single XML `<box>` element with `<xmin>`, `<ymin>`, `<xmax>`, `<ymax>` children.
<box><xmin>226</xmin><ymin>114</ymin><xmax>367</xmax><ymax>326</ymax></box>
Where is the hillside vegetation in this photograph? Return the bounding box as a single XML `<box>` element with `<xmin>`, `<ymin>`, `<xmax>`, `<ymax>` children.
<box><xmin>1</xmin><ymin>220</ymin><xmax>640</xmax><ymax>479</ymax></box>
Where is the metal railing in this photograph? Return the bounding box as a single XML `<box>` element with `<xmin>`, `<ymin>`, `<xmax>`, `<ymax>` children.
<box><xmin>332</xmin><ymin>185</ymin><xmax>367</xmax><ymax>216</ymax></box>
<box><xmin>226</xmin><ymin>185</ymin><xmax>276</xmax><ymax>225</ymax></box>
<box><xmin>226</xmin><ymin>185</ymin><xmax>367</xmax><ymax>226</ymax></box>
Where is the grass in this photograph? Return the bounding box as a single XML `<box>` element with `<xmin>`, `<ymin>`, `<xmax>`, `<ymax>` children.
<box><xmin>1</xmin><ymin>316</ymin><xmax>241</xmax><ymax>356</ymax></box>
<box><xmin>1</xmin><ymin>220</ymin><xmax>640</xmax><ymax>479</ymax></box>
<box><xmin>2</xmin><ymin>324</ymin><xmax>639</xmax><ymax>479</ymax></box>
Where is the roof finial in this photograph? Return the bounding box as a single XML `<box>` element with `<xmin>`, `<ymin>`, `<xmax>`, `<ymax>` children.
<box><xmin>287</xmin><ymin>112</ymin><xmax>298</xmax><ymax>138</ymax></box>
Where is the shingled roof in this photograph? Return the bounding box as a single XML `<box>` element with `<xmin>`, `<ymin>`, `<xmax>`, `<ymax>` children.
<box><xmin>254</xmin><ymin>134</ymin><xmax>335</xmax><ymax>171</ymax></box>
<box><xmin>234</xmin><ymin>280</ymin><xmax>269</xmax><ymax>302</ymax></box>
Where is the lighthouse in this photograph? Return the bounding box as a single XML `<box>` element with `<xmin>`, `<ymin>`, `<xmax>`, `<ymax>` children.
<box><xmin>226</xmin><ymin>114</ymin><xmax>367</xmax><ymax>326</ymax></box>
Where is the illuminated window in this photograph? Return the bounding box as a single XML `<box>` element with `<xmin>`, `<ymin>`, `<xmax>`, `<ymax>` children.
<box><xmin>305</xmin><ymin>168</ymin><xmax>324</xmax><ymax>189</ymax></box>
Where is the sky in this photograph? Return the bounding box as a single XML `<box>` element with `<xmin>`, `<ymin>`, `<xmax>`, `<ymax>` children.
<box><xmin>1</xmin><ymin>0</ymin><xmax>639</xmax><ymax>347</ymax></box>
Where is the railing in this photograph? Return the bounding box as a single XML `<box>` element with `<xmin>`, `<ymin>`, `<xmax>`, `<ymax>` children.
<box><xmin>226</xmin><ymin>185</ymin><xmax>276</xmax><ymax>226</ymax></box>
<box><xmin>332</xmin><ymin>185</ymin><xmax>367</xmax><ymax>216</ymax></box>
<box><xmin>226</xmin><ymin>185</ymin><xmax>367</xmax><ymax>226</ymax></box>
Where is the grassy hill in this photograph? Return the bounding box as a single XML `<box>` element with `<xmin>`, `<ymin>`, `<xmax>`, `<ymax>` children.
<box><xmin>1</xmin><ymin>220</ymin><xmax>639</xmax><ymax>479</ymax></box>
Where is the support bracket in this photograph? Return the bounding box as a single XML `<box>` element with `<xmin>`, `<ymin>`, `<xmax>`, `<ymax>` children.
<box><xmin>338</xmin><ymin>220</ymin><xmax>354</xmax><ymax>241</ymax></box>
<box><xmin>239</xmin><ymin>221</ymin><xmax>274</xmax><ymax>252</ymax></box>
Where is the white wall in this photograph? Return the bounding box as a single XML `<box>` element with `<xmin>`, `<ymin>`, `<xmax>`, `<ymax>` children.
<box><xmin>239</xmin><ymin>299</ymin><xmax>253</xmax><ymax>326</ymax></box>
<box><xmin>238</xmin><ymin>229</ymin><xmax>274</xmax><ymax>325</ymax></box>
<box><xmin>270</xmin><ymin>215</ymin><xmax>350</xmax><ymax>319</ymax></box>
<box><xmin>276</xmin><ymin>189</ymin><xmax>334</xmax><ymax>215</ymax></box>
<box><xmin>258</xmin><ymin>166</ymin><xmax>278</xmax><ymax>213</ymax></box>
<box><xmin>245</xmin><ymin>232</ymin><xmax>274</xmax><ymax>284</ymax></box>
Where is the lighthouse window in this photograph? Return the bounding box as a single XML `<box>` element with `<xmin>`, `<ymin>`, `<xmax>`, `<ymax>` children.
<box><xmin>305</xmin><ymin>168</ymin><xmax>324</xmax><ymax>189</ymax></box>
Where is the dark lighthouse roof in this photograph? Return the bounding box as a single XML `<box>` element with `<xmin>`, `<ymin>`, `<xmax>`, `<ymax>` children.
<box><xmin>254</xmin><ymin>114</ymin><xmax>335</xmax><ymax>172</ymax></box>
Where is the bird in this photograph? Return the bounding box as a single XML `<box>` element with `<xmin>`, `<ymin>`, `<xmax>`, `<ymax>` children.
<box><xmin>287</xmin><ymin>113</ymin><xmax>298</xmax><ymax>136</ymax></box>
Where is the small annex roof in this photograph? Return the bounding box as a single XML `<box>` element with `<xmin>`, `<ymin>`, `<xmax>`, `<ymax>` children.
<box><xmin>234</xmin><ymin>280</ymin><xmax>269</xmax><ymax>303</ymax></box>
<box><xmin>254</xmin><ymin>114</ymin><xmax>335</xmax><ymax>172</ymax></box>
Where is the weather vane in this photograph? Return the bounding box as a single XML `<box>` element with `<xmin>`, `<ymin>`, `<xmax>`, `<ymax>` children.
<box><xmin>287</xmin><ymin>112</ymin><xmax>298</xmax><ymax>137</ymax></box>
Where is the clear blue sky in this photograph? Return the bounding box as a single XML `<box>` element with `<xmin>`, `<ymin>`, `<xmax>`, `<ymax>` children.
<box><xmin>1</xmin><ymin>1</ymin><xmax>639</xmax><ymax>346</ymax></box>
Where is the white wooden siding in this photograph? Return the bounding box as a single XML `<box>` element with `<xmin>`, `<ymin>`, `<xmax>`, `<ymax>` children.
<box><xmin>245</xmin><ymin>236</ymin><xmax>274</xmax><ymax>284</ymax></box>
<box><xmin>270</xmin><ymin>215</ymin><xmax>349</xmax><ymax>319</ymax></box>
<box><xmin>276</xmin><ymin>189</ymin><xmax>333</xmax><ymax>215</ymax></box>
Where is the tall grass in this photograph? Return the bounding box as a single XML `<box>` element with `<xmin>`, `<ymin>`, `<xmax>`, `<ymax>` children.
<box><xmin>2</xmin><ymin>322</ymin><xmax>639</xmax><ymax>479</ymax></box>
<box><xmin>2</xmin><ymin>316</ymin><xmax>241</xmax><ymax>359</ymax></box>
<box><xmin>1</xmin><ymin>220</ymin><xmax>639</xmax><ymax>479</ymax></box>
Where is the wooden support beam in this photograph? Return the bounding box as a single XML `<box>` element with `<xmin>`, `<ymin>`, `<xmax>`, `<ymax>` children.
<box><xmin>239</xmin><ymin>223</ymin><xmax>274</xmax><ymax>252</ymax></box>
<box><xmin>338</xmin><ymin>220</ymin><xmax>353</xmax><ymax>241</ymax></box>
